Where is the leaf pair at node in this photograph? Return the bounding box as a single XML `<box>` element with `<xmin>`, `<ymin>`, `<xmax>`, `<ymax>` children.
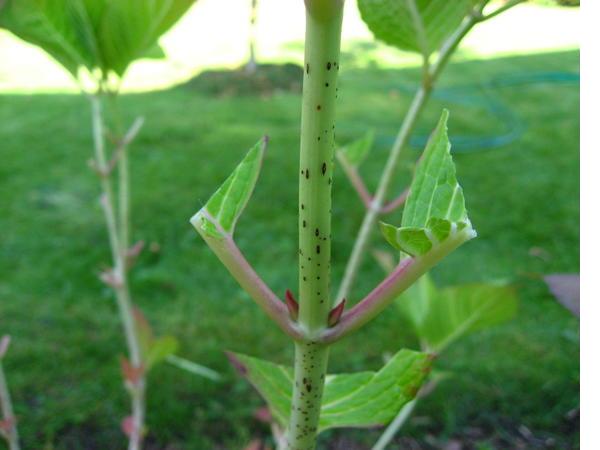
<box><xmin>228</xmin><ymin>349</ymin><xmax>432</xmax><ymax>432</ymax></box>
<box><xmin>189</xmin><ymin>109</ymin><xmax>477</xmax><ymax>433</ymax></box>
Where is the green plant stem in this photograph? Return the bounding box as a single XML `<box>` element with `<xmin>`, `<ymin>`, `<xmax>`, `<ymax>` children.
<box><xmin>287</xmin><ymin>2</ymin><xmax>344</xmax><ymax>448</ymax></box>
<box><xmin>191</xmin><ymin>212</ymin><xmax>303</xmax><ymax>341</ymax></box>
<box><xmin>0</xmin><ymin>361</ymin><xmax>19</xmax><ymax>450</ymax></box>
<box><xmin>371</xmin><ymin>399</ymin><xmax>417</xmax><ymax>450</ymax></box>
<box><xmin>335</xmin><ymin>5</ymin><xmax>490</xmax><ymax>305</ymax></box>
<box><xmin>90</xmin><ymin>95</ymin><xmax>145</xmax><ymax>450</ymax></box>
<box><xmin>119</xmin><ymin>144</ymin><xmax>130</xmax><ymax>253</ymax></box>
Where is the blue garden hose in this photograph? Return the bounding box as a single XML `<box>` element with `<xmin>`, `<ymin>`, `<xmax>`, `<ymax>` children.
<box><xmin>381</xmin><ymin>71</ymin><xmax>579</xmax><ymax>153</ymax></box>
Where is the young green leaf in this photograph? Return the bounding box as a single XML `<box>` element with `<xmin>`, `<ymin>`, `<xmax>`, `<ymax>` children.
<box><xmin>380</xmin><ymin>110</ymin><xmax>476</xmax><ymax>256</ymax></box>
<box><xmin>397</xmin><ymin>276</ymin><xmax>518</xmax><ymax>352</ymax></box>
<box><xmin>145</xmin><ymin>335</ymin><xmax>179</xmax><ymax>370</ymax></box>
<box><xmin>0</xmin><ymin>0</ymin><xmax>194</xmax><ymax>78</ymax></box>
<box><xmin>228</xmin><ymin>349</ymin><xmax>432</xmax><ymax>432</ymax></box>
<box><xmin>357</xmin><ymin>0</ymin><xmax>476</xmax><ymax>57</ymax></box>
<box><xmin>190</xmin><ymin>137</ymin><xmax>267</xmax><ymax>239</ymax></box>
<box><xmin>338</xmin><ymin>129</ymin><xmax>375</xmax><ymax>167</ymax></box>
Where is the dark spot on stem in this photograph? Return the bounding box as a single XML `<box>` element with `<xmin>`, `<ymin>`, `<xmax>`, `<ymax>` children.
<box><xmin>316</xmin><ymin>245</ymin><xmax>320</xmax><ymax>254</ymax></box>
<box><xmin>322</xmin><ymin>163</ymin><xmax>327</xmax><ymax>175</ymax></box>
<box><xmin>302</xmin><ymin>220</ymin><xmax>306</xmax><ymax>228</ymax></box>
<box><xmin>317</xmin><ymin>105</ymin><xmax>321</xmax><ymax>111</ymax></box>
<box><xmin>327</xmin><ymin>62</ymin><xmax>332</xmax><ymax>70</ymax></box>
<box><xmin>306</xmin><ymin>63</ymin><xmax>310</xmax><ymax>74</ymax></box>
<box><xmin>306</xmin><ymin>169</ymin><xmax>309</xmax><ymax>179</ymax></box>
<box><xmin>315</xmin><ymin>228</ymin><xmax>319</xmax><ymax>237</ymax></box>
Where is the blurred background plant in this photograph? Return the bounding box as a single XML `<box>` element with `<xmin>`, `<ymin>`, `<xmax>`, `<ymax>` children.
<box><xmin>0</xmin><ymin>336</ymin><xmax>19</xmax><ymax>450</ymax></box>
<box><xmin>0</xmin><ymin>2</ymin><xmax>219</xmax><ymax>449</ymax></box>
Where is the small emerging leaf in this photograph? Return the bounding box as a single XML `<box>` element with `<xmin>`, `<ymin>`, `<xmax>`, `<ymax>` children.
<box><xmin>191</xmin><ymin>137</ymin><xmax>267</xmax><ymax>239</ymax></box>
<box><xmin>132</xmin><ymin>307</ymin><xmax>179</xmax><ymax>370</ymax></box>
<box><xmin>327</xmin><ymin>299</ymin><xmax>346</xmax><ymax>327</ymax></box>
<box><xmin>146</xmin><ymin>335</ymin><xmax>179</xmax><ymax>370</ymax></box>
<box><xmin>229</xmin><ymin>349</ymin><xmax>432</xmax><ymax>432</ymax></box>
<box><xmin>285</xmin><ymin>289</ymin><xmax>299</xmax><ymax>321</ymax></box>
<box><xmin>120</xmin><ymin>356</ymin><xmax>145</xmax><ymax>386</ymax></box>
<box><xmin>380</xmin><ymin>110</ymin><xmax>475</xmax><ymax>256</ymax></box>
<box><xmin>338</xmin><ymin>129</ymin><xmax>374</xmax><ymax>167</ymax></box>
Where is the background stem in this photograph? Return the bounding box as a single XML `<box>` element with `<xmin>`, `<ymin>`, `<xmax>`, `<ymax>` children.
<box><xmin>335</xmin><ymin>86</ymin><xmax>429</xmax><ymax>304</ymax></box>
<box><xmin>287</xmin><ymin>3</ymin><xmax>344</xmax><ymax>449</ymax></box>
<box><xmin>90</xmin><ymin>95</ymin><xmax>145</xmax><ymax>450</ymax></box>
<box><xmin>0</xmin><ymin>361</ymin><xmax>19</xmax><ymax>450</ymax></box>
<box><xmin>334</xmin><ymin>8</ymin><xmax>486</xmax><ymax>305</ymax></box>
<box><xmin>371</xmin><ymin>399</ymin><xmax>418</xmax><ymax>450</ymax></box>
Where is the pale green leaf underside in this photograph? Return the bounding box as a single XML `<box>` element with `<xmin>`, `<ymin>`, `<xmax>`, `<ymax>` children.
<box><xmin>230</xmin><ymin>349</ymin><xmax>432</xmax><ymax>432</ymax></box>
<box><xmin>191</xmin><ymin>138</ymin><xmax>267</xmax><ymax>239</ymax></box>
<box><xmin>380</xmin><ymin>110</ymin><xmax>474</xmax><ymax>256</ymax></box>
<box><xmin>0</xmin><ymin>0</ymin><xmax>194</xmax><ymax>77</ymax></box>
<box><xmin>339</xmin><ymin>129</ymin><xmax>374</xmax><ymax>166</ymax></box>
<box><xmin>358</xmin><ymin>0</ymin><xmax>476</xmax><ymax>56</ymax></box>
<box><xmin>397</xmin><ymin>275</ymin><xmax>518</xmax><ymax>352</ymax></box>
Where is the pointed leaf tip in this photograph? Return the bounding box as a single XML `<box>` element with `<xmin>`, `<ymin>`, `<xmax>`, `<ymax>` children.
<box><xmin>381</xmin><ymin>110</ymin><xmax>475</xmax><ymax>256</ymax></box>
<box><xmin>191</xmin><ymin>138</ymin><xmax>267</xmax><ymax>239</ymax></box>
<box><xmin>285</xmin><ymin>289</ymin><xmax>299</xmax><ymax>321</ymax></box>
<box><xmin>328</xmin><ymin>299</ymin><xmax>346</xmax><ymax>327</ymax></box>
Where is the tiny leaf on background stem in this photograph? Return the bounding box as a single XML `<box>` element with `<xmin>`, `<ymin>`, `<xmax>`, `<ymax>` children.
<box><xmin>380</xmin><ymin>110</ymin><xmax>475</xmax><ymax>256</ymax></box>
<box><xmin>397</xmin><ymin>274</ymin><xmax>518</xmax><ymax>352</ymax></box>
<box><xmin>228</xmin><ymin>349</ymin><xmax>432</xmax><ymax>432</ymax></box>
<box><xmin>338</xmin><ymin>129</ymin><xmax>374</xmax><ymax>167</ymax></box>
<box><xmin>132</xmin><ymin>307</ymin><xmax>179</xmax><ymax>370</ymax></box>
<box><xmin>191</xmin><ymin>137</ymin><xmax>267</xmax><ymax>239</ymax></box>
<box><xmin>357</xmin><ymin>0</ymin><xmax>476</xmax><ymax>57</ymax></box>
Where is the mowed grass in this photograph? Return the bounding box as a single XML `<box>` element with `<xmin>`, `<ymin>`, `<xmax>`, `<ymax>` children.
<box><xmin>0</xmin><ymin>50</ymin><xmax>579</xmax><ymax>449</ymax></box>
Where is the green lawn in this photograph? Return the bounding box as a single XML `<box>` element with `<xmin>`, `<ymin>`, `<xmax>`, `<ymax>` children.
<box><xmin>0</xmin><ymin>49</ymin><xmax>579</xmax><ymax>449</ymax></box>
